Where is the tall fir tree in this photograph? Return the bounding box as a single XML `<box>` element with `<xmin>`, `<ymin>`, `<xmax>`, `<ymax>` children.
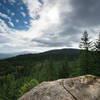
<box><xmin>80</xmin><ymin>31</ymin><xmax>91</xmax><ymax>50</ymax></box>
<box><xmin>79</xmin><ymin>31</ymin><xmax>92</xmax><ymax>75</ymax></box>
<box><xmin>93</xmin><ymin>34</ymin><xmax>100</xmax><ymax>76</ymax></box>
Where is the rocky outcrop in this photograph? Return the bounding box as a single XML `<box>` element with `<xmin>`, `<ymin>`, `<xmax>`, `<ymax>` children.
<box><xmin>18</xmin><ymin>75</ymin><xmax>100</xmax><ymax>100</ymax></box>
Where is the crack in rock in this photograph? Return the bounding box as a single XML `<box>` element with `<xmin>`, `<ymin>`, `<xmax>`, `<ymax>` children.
<box><xmin>61</xmin><ymin>80</ymin><xmax>78</xmax><ymax>100</ymax></box>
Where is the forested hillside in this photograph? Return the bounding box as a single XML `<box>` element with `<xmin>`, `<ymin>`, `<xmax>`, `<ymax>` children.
<box><xmin>0</xmin><ymin>31</ymin><xmax>100</xmax><ymax>100</ymax></box>
<box><xmin>0</xmin><ymin>48</ymin><xmax>80</xmax><ymax>100</ymax></box>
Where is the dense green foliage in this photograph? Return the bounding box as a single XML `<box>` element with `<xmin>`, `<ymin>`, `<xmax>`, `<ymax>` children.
<box><xmin>19</xmin><ymin>79</ymin><xmax>39</xmax><ymax>97</ymax></box>
<box><xmin>0</xmin><ymin>32</ymin><xmax>100</xmax><ymax>100</ymax></box>
<box><xmin>0</xmin><ymin>49</ymin><xmax>79</xmax><ymax>100</ymax></box>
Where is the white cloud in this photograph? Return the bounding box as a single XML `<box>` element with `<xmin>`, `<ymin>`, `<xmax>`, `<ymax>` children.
<box><xmin>0</xmin><ymin>19</ymin><xmax>10</xmax><ymax>33</ymax></box>
<box><xmin>0</xmin><ymin>12</ymin><xmax>14</xmax><ymax>27</ymax></box>
<box><xmin>0</xmin><ymin>12</ymin><xmax>10</xmax><ymax>19</ymax></box>
<box><xmin>11</xmin><ymin>12</ymin><xmax>15</xmax><ymax>16</ymax></box>
<box><xmin>0</xmin><ymin>0</ymin><xmax>99</xmax><ymax>53</ymax></box>
<box><xmin>8</xmin><ymin>21</ymin><xmax>14</xmax><ymax>27</ymax></box>
<box><xmin>16</xmin><ymin>19</ymin><xmax>19</xmax><ymax>23</ymax></box>
<box><xmin>0</xmin><ymin>0</ymin><xmax>73</xmax><ymax>53</ymax></box>
<box><xmin>20</xmin><ymin>7</ymin><xmax>24</xmax><ymax>10</ymax></box>
<box><xmin>21</xmin><ymin>12</ymin><xmax>26</xmax><ymax>17</ymax></box>
<box><xmin>22</xmin><ymin>0</ymin><xmax>42</xmax><ymax>18</ymax></box>
<box><xmin>24</xmin><ymin>21</ymin><xmax>28</xmax><ymax>24</ymax></box>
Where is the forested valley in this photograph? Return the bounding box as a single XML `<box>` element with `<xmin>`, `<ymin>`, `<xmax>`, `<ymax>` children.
<box><xmin>0</xmin><ymin>31</ymin><xmax>100</xmax><ymax>100</ymax></box>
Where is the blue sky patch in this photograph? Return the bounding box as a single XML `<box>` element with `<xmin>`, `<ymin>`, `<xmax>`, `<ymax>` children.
<box><xmin>0</xmin><ymin>0</ymin><xmax>30</xmax><ymax>30</ymax></box>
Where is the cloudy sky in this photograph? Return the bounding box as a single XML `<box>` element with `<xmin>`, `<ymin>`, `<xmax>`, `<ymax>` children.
<box><xmin>0</xmin><ymin>0</ymin><xmax>100</xmax><ymax>53</ymax></box>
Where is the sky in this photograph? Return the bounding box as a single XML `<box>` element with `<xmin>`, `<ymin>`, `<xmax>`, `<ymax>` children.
<box><xmin>0</xmin><ymin>0</ymin><xmax>100</xmax><ymax>53</ymax></box>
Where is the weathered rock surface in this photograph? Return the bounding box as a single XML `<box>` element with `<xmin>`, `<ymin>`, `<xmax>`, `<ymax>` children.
<box><xmin>19</xmin><ymin>75</ymin><xmax>100</xmax><ymax>100</ymax></box>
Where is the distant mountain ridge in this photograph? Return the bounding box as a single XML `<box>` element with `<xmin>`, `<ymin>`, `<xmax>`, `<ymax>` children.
<box><xmin>0</xmin><ymin>51</ymin><xmax>32</xmax><ymax>59</ymax></box>
<box><xmin>0</xmin><ymin>53</ymin><xmax>15</xmax><ymax>59</ymax></box>
<box><xmin>0</xmin><ymin>48</ymin><xmax>80</xmax><ymax>60</ymax></box>
<box><xmin>2</xmin><ymin>48</ymin><xmax>79</xmax><ymax>62</ymax></box>
<box><xmin>0</xmin><ymin>48</ymin><xmax>80</xmax><ymax>77</ymax></box>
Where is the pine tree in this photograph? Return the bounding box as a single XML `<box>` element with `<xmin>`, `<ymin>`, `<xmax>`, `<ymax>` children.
<box><xmin>93</xmin><ymin>34</ymin><xmax>100</xmax><ymax>76</ymax></box>
<box><xmin>80</xmin><ymin>31</ymin><xmax>91</xmax><ymax>50</ymax></box>
<box><xmin>58</xmin><ymin>58</ymin><xmax>69</xmax><ymax>78</ymax></box>
<box><xmin>79</xmin><ymin>31</ymin><xmax>92</xmax><ymax>75</ymax></box>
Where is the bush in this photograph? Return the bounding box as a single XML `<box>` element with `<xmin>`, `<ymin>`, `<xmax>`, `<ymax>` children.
<box><xmin>19</xmin><ymin>79</ymin><xmax>39</xmax><ymax>97</ymax></box>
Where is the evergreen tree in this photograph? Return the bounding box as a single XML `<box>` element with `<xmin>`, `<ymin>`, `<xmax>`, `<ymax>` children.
<box><xmin>58</xmin><ymin>59</ymin><xmax>69</xmax><ymax>78</ymax></box>
<box><xmin>79</xmin><ymin>31</ymin><xmax>92</xmax><ymax>75</ymax></box>
<box><xmin>93</xmin><ymin>34</ymin><xmax>100</xmax><ymax>76</ymax></box>
<box><xmin>80</xmin><ymin>31</ymin><xmax>91</xmax><ymax>50</ymax></box>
